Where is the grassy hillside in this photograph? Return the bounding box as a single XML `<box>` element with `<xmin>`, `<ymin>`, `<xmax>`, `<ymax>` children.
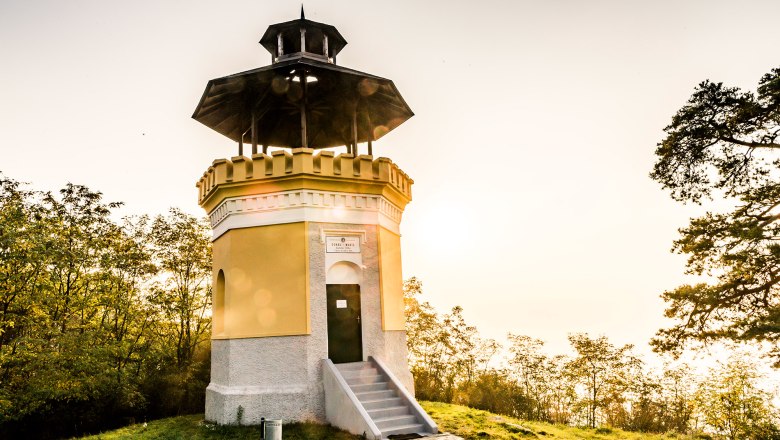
<box><xmin>420</xmin><ymin>401</ymin><xmax>695</xmax><ymax>439</ymax></box>
<box><xmin>78</xmin><ymin>403</ymin><xmax>697</xmax><ymax>439</ymax></box>
<box><xmin>77</xmin><ymin>415</ymin><xmax>360</xmax><ymax>440</ymax></box>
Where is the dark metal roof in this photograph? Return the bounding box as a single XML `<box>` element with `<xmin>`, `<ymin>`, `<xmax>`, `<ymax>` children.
<box><xmin>192</xmin><ymin>56</ymin><xmax>413</xmax><ymax>148</ymax></box>
<box><xmin>258</xmin><ymin>18</ymin><xmax>348</xmax><ymax>59</ymax></box>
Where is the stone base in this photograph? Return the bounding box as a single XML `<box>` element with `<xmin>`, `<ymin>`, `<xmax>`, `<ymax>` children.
<box><xmin>205</xmin><ymin>331</ymin><xmax>415</xmax><ymax>426</ymax></box>
<box><xmin>205</xmin><ymin>333</ymin><xmax>414</xmax><ymax>425</ymax></box>
<box><xmin>205</xmin><ymin>383</ymin><xmax>320</xmax><ymax>425</ymax></box>
<box><xmin>205</xmin><ymin>336</ymin><xmax>326</xmax><ymax>425</ymax></box>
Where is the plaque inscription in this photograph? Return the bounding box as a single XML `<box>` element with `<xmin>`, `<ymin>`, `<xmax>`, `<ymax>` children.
<box><xmin>326</xmin><ymin>236</ymin><xmax>361</xmax><ymax>253</ymax></box>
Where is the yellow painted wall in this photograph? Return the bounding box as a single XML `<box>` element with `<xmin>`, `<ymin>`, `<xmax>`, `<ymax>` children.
<box><xmin>378</xmin><ymin>226</ymin><xmax>405</xmax><ymax>330</ymax></box>
<box><xmin>212</xmin><ymin>222</ymin><xmax>310</xmax><ymax>339</ymax></box>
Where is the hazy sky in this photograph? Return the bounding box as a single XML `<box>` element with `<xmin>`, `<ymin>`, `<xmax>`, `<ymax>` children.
<box><xmin>2</xmin><ymin>0</ymin><xmax>780</xmax><ymax>358</ymax></box>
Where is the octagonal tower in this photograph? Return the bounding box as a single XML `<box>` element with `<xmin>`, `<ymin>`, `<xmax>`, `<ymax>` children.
<box><xmin>192</xmin><ymin>10</ymin><xmax>435</xmax><ymax>438</ymax></box>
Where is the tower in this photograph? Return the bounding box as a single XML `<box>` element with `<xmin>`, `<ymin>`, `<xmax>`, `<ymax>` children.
<box><xmin>192</xmin><ymin>11</ymin><xmax>436</xmax><ymax>437</ymax></box>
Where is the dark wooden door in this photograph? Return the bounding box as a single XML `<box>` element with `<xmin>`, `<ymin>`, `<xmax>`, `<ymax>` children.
<box><xmin>326</xmin><ymin>284</ymin><xmax>363</xmax><ymax>363</ymax></box>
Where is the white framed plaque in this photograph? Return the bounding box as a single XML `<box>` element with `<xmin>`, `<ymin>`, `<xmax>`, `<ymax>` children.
<box><xmin>326</xmin><ymin>236</ymin><xmax>361</xmax><ymax>253</ymax></box>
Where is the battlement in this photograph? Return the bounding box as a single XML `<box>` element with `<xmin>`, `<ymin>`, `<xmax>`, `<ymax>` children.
<box><xmin>196</xmin><ymin>148</ymin><xmax>413</xmax><ymax>207</ymax></box>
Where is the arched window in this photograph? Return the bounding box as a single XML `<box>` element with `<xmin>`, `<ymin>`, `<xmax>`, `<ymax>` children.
<box><xmin>214</xmin><ymin>270</ymin><xmax>225</xmax><ymax>335</ymax></box>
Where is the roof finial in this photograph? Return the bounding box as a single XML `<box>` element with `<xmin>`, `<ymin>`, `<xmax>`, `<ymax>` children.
<box><xmin>300</xmin><ymin>5</ymin><xmax>305</xmax><ymax>20</ymax></box>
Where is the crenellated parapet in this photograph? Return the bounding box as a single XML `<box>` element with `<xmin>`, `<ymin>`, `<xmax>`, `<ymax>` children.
<box><xmin>196</xmin><ymin>147</ymin><xmax>414</xmax><ymax>240</ymax></box>
<box><xmin>196</xmin><ymin>148</ymin><xmax>413</xmax><ymax>212</ymax></box>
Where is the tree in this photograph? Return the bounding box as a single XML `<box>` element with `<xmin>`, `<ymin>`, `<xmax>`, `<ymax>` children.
<box><xmin>651</xmin><ymin>68</ymin><xmax>780</xmax><ymax>202</ymax></box>
<box><xmin>144</xmin><ymin>209</ymin><xmax>212</xmax><ymax>414</ymax></box>
<box><xmin>694</xmin><ymin>357</ymin><xmax>779</xmax><ymax>439</ymax></box>
<box><xmin>650</xmin><ymin>68</ymin><xmax>780</xmax><ymax>364</ymax></box>
<box><xmin>8</xmin><ymin>183</ymin><xmax>129</xmax><ymax>421</ymax></box>
<box><xmin>507</xmin><ymin>334</ymin><xmax>549</xmax><ymax>420</ymax></box>
<box><xmin>0</xmin><ymin>176</ymin><xmax>214</xmax><ymax>437</ymax></box>
<box><xmin>544</xmin><ymin>354</ymin><xmax>577</xmax><ymax>425</ymax></box>
<box><xmin>0</xmin><ymin>175</ymin><xmax>48</xmax><ymax>417</ymax></box>
<box><xmin>657</xmin><ymin>364</ymin><xmax>695</xmax><ymax>433</ymax></box>
<box><xmin>622</xmin><ymin>368</ymin><xmax>664</xmax><ymax>432</ymax></box>
<box><xmin>404</xmin><ymin>277</ymin><xmax>439</xmax><ymax>370</ymax></box>
<box><xmin>0</xmin><ymin>180</ymin><xmax>164</xmax><ymax>436</ymax></box>
<box><xmin>148</xmin><ymin>209</ymin><xmax>212</xmax><ymax>370</ymax></box>
<box><xmin>402</xmin><ymin>277</ymin><xmax>499</xmax><ymax>404</ymax></box>
<box><xmin>566</xmin><ymin>333</ymin><xmax>636</xmax><ymax>428</ymax></box>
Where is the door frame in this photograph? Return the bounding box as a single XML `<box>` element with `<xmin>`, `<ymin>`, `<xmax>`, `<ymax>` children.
<box><xmin>326</xmin><ymin>283</ymin><xmax>364</xmax><ymax>363</ymax></box>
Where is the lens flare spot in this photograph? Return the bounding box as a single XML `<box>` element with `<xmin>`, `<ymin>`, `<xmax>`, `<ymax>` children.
<box><xmin>271</xmin><ymin>76</ymin><xmax>289</xmax><ymax>94</ymax></box>
<box><xmin>286</xmin><ymin>83</ymin><xmax>303</xmax><ymax>101</ymax></box>
<box><xmin>253</xmin><ymin>289</ymin><xmax>272</xmax><ymax>307</ymax></box>
<box><xmin>358</xmin><ymin>79</ymin><xmax>379</xmax><ymax>96</ymax></box>
<box><xmin>257</xmin><ymin>308</ymin><xmax>277</xmax><ymax>327</ymax></box>
<box><xmin>331</xmin><ymin>206</ymin><xmax>346</xmax><ymax>219</ymax></box>
<box><xmin>373</xmin><ymin>125</ymin><xmax>389</xmax><ymax>139</ymax></box>
<box><xmin>388</xmin><ymin>117</ymin><xmax>405</xmax><ymax>128</ymax></box>
<box><xmin>227</xmin><ymin>268</ymin><xmax>251</xmax><ymax>291</ymax></box>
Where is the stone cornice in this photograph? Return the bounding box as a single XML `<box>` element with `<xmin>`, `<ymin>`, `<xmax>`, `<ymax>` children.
<box><xmin>210</xmin><ymin>189</ymin><xmax>404</xmax><ymax>240</ymax></box>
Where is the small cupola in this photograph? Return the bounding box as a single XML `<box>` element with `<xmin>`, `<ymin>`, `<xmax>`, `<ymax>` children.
<box><xmin>259</xmin><ymin>7</ymin><xmax>347</xmax><ymax>64</ymax></box>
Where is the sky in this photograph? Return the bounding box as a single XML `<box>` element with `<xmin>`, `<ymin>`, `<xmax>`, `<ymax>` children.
<box><xmin>2</xmin><ymin>0</ymin><xmax>780</xmax><ymax>361</ymax></box>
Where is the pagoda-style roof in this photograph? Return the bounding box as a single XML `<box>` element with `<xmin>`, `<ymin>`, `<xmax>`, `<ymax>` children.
<box><xmin>192</xmin><ymin>56</ymin><xmax>413</xmax><ymax>149</ymax></box>
<box><xmin>193</xmin><ymin>12</ymin><xmax>413</xmax><ymax>151</ymax></box>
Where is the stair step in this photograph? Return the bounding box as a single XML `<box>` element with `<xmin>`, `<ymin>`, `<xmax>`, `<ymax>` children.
<box><xmin>340</xmin><ymin>367</ymin><xmax>379</xmax><ymax>379</ymax></box>
<box><xmin>367</xmin><ymin>405</ymin><xmax>410</xmax><ymax>419</ymax></box>
<box><xmin>374</xmin><ymin>414</ymin><xmax>419</xmax><ymax>430</ymax></box>
<box><xmin>356</xmin><ymin>389</ymin><xmax>396</xmax><ymax>401</ymax></box>
<box><xmin>346</xmin><ymin>374</ymin><xmax>384</xmax><ymax>386</ymax></box>
<box><xmin>350</xmin><ymin>382</ymin><xmax>389</xmax><ymax>393</ymax></box>
<box><xmin>361</xmin><ymin>397</ymin><xmax>403</xmax><ymax>410</ymax></box>
<box><xmin>380</xmin><ymin>423</ymin><xmax>424</xmax><ymax>436</ymax></box>
<box><xmin>335</xmin><ymin>361</ymin><xmax>370</xmax><ymax>371</ymax></box>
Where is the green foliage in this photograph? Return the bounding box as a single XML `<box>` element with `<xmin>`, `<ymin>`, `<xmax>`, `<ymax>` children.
<box><xmin>148</xmin><ymin>209</ymin><xmax>212</xmax><ymax>370</ymax></box>
<box><xmin>651</xmin><ymin>68</ymin><xmax>780</xmax><ymax>203</ymax></box>
<box><xmin>0</xmin><ymin>175</ymin><xmax>213</xmax><ymax>438</ymax></box>
<box><xmin>235</xmin><ymin>405</ymin><xmax>243</xmax><ymax>426</ymax></box>
<box><xmin>404</xmin><ymin>279</ymin><xmax>711</xmax><ymax>434</ymax></box>
<box><xmin>694</xmin><ymin>358</ymin><xmax>780</xmax><ymax>440</ymax></box>
<box><xmin>403</xmin><ymin>277</ymin><xmax>500</xmax><ymax>404</ymax></box>
<box><xmin>650</xmin><ymin>67</ymin><xmax>780</xmax><ymax>364</ymax></box>
<box><xmin>566</xmin><ymin>334</ymin><xmax>638</xmax><ymax>429</ymax></box>
<box><xmin>506</xmin><ymin>334</ymin><xmax>576</xmax><ymax>424</ymax></box>
<box><xmin>507</xmin><ymin>334</ymin><xmax>548</xmax><ymax>420</ymax></box>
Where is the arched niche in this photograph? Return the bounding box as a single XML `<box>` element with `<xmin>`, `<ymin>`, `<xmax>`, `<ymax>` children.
<box><xmin>326</xmin><ymin>261</ymin><xmax>362</xmax><ymax>284</ymax></box>
<box><xmin>214</xmin><ymin>269</ymin><xmax>225</xmax><ymax>335</ymax></box>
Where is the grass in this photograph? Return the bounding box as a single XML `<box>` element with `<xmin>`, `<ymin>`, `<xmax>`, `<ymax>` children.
<box><xmin>77</xmin><ymin>414</ymin><xmax>361</xmax><ymax>439</ymax></box>
<box><xmin>78</xmin><ymin>403</ymin><xmax>698</xmax><ymax>440</ymax></box>
<box><xmin>420</xmin><ymin>401</ymin><xmax>696</xmax><ymax>440</ymax></box>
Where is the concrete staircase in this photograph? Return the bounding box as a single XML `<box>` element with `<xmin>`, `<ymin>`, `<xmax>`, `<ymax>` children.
<box><xmin>335</xmin><ymin>361</ymin><xmax>427</xmax><ymax>438</ymax></box>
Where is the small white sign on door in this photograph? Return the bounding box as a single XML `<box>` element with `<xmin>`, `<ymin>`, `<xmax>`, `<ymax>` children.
<box><xmin>336</xmin><ymin>300</ymin><xmax>347</xmax><ymax>308</ymax></box>
<box><xmin>326</xmin><ymin>236</ymin><xmax>361</xmax><ymax>253</ymax></box>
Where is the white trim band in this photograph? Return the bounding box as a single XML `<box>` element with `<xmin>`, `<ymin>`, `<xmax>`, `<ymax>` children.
<box><xmin>209</xmin><ymin>190</ymin><xmax>404</xmax><ymax>240</ymax></box>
